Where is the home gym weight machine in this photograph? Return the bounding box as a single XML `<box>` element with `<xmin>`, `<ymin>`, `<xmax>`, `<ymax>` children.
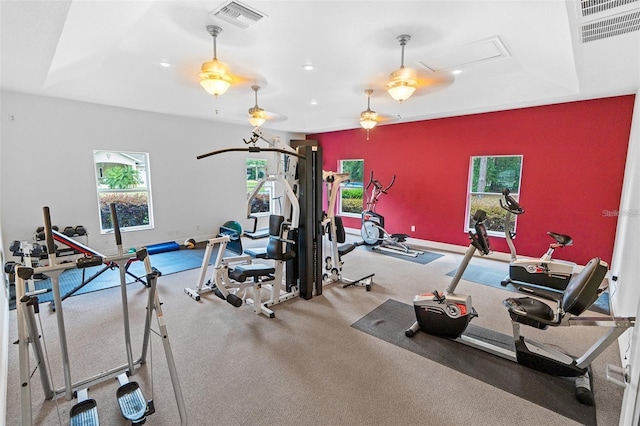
<box><xmin>16</xmin><ymin>204</ymin><xmax>186</xmax><ymax>425</ymax></box>
<box><xmin>195</xmin><ymin>129</ymin><xmax>323</xmax><ymax>306</ymax></box>
<box><xmin>405</xmin><ymin>209</ymin><xmax>635</xmax><ymax>404</ymax></box>
<box><xmin>500</xmin><ymin>188</ymin><xmax>576</xmax><ymax>295</ymax></box>
<box><xmin>184</xmin><ymin>174</ymin><xmax>301</xmax><ymax>317</ymax></box>
<box><xmin>321</xmin><ymin>170</ymin><xmax>374</xmax><ymax>290</ymax></box>
<box><xmin>359</xmin><ymin>171</ymin><xmax>423</xmax><ymax>258</ymax></box>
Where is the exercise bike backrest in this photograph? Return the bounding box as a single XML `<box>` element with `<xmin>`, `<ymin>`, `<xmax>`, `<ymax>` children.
<box><xmin>364</xmin><ymin>171</ymin><xmax>396</xmax><ymax>212</ymax></box>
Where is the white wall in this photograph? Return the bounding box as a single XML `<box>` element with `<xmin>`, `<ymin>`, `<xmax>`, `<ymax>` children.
<box><xmin>0</xmin><ymin>91</ymin><xmax>302</xmax><ymax>254</ymax></box>
<box><xmin>0</xmin><ymin>90</ymin><xmax>7</xmax><ymax>426</ymax></box>
<box><xmin>614</xmin><ymin>91</ymin><xmax>640</xmax><ymax>424</ymax></box>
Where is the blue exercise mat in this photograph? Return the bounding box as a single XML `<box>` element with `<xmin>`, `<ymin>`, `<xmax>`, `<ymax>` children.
<box><xmin>445</xmin><ymin>264</ymin><xmax>610</xmax><ymax>314</ymax></box>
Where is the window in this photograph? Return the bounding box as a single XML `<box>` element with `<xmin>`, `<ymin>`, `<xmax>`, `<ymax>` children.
<box><xmin>94</xmin><ymin>150</ymin><xmax>153</xmax><ymax>233</ymax></box>
<box><xmin>467</xmin><ymin>155</ymin><xmax>523</xmax><ymax>235</ymax></box>
<box><xmin>246</xmin><ymin>158</ymin><xmax>273</xmax><ymax>215</ymax></box>
<box><xmin>338</xmin><ymin>159</ymin><xmax>364</xmax><ymax>217</ymax></box>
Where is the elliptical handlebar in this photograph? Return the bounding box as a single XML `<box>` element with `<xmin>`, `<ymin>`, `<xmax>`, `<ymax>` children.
<box><xmin>499</xmin><ymin>188</ymin><xmax>524</xmax><ymax>215</ymax></box>
<box><xmin>364</xmin><ymin>171</ymin><xmax>397</xmax><ymax>212</ymax></box>
<box><xmin>381</xmin><ymin>174</ymin><xmax>396</xmax><ymax>194</ymax></box>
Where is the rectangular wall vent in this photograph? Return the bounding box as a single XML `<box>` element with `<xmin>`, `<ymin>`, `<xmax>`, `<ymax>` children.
<box><xmin>211</xmin><ymin>1</ymin><xmax>266</xmax><ymax>29</ymax></box>
<box><xmin>581</xmin><ymin>9</ymin><xmax>640</xmax><ymax>42</ymax></box>
<box><xmin>581</xmin><ymin>0</ymin><xmax>638</xmax><ymax>17</ymax></box>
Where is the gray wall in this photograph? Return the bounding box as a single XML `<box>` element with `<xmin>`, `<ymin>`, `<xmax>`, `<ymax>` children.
<box><xmin>0</xmin><ymin>91</ymin><xmax>301</xmax><ymax>254</ymax></box>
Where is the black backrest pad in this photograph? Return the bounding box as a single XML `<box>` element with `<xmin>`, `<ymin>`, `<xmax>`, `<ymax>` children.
<box><xmin>266</xmin><ymin>215</ymin><xmax>295</xmax><ymax>261</ymax></box>
<box><xmin>335</xmin><ymin>216</ymin><xmax>346</xmax><ymax>244</ymax></box>
<box><xmin>562</xmin><ymin>257</ymin><xmax>608</xmax><ymax>315</ymax></box>
<box><xmin>269</xmin><ymin>215</ymin><xmax>285</xmax><ymax>237</ymax></box>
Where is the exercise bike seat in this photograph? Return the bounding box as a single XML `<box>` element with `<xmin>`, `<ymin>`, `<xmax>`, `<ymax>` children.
<box><xmin>547</xmin><ymin>232</ymin><xmax>573</xmax><ymax>247</ymax></box>
<box><xmin>338</xmin><ymin>243</ymin><xmax>356</xmax><ymax>257</ymax></box>
<box><xmin>504</xmin><ymin>257</ymin><xmax>607</xmax><ymax>329</ymax></box>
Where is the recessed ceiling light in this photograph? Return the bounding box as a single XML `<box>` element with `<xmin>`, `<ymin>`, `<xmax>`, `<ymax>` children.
<box><xmin>310</xmin><ymin>99</ymin><xmax>318</xmax><ymax>105</ymax></box>
<box><xmin>452</xmin><ymin>69</ymin><xmax>463</xmax><ymax>75</ymax></box>
<box><xmin>159</xmin><ymin>60</ymin><xmax>171</xmax><ymax>68</ymax></box>
<box><xmin>302</xmin><ymin>63</ymin><xmax>314</xmax><ymax>71</ymax></box>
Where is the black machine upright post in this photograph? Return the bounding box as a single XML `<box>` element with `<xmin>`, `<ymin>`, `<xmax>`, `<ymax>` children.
<box><xmin>295</xmin><ymin>144</ymin><xmax>323</xmax><ymax>299</ymax></box>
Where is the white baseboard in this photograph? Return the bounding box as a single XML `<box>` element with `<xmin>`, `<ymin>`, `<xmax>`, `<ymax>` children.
<box><xmin>344</xmin><ymin>227</ymin><xmax>587</xmax><ymax>271</ymax></box>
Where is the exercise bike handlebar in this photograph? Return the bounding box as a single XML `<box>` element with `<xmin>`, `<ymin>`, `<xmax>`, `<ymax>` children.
<box><xmin>499</xmin><ymin>188</ymin><xmax>525</xmax><ymax>215</ymax></box>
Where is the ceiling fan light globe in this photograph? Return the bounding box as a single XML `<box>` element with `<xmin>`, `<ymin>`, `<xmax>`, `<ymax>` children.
<box><xmin>248</xmin><ymin>108</ymin><xmax>267</xmax><ymax>127</ymax></box>
<box><xmin>360</xmin><ymin>110</ymin><xmax>378</xmax><ymax>129</ymax></box>
<box><xmin>198</xmin><ymin>59</ymin><xmax>233</xmax><ymax>96</ymax></box>
<box><xmin>248</xmin><ymin>115</ymin><xmax>266</xmax><ymax>127</ymax></box>
<box><xmin>386</xmin><ymin>66</ymin><xmax>418</xmax><ymax>102</ymax></box>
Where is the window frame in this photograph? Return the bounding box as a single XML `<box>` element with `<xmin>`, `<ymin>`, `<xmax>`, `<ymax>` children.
<box><xmin>465</xmin><ymin>155</ymin><xmax>523</xmax><ymax>237</ymax></box>
<box><xmin>338</xmin><ymin>159</ymin><xmax>364</xmax><ymax>218</ymax></box>
<box><xmin>93</xmin><ymin>150</ymin><xmax>154</xmax><ymax>234</ymax></box>
<box><xmin>246</xmin><ymin>157</ymin><xmax>274</xmax><ymax>217</ymax></box>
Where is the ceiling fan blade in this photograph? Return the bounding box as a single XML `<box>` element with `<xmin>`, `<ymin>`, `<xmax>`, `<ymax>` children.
<box><xmin>262</xmin><ymin>110</ymin><xmax>287</xmax><ymax>122</ymax></box>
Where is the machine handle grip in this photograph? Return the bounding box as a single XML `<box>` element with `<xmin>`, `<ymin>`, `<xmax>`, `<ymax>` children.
<box><xmin>364</xmin><ymin>170</ymin><xmax>374</xmax><ymax>190</ymax></box>
<box><xmin>42</xmin><ymin>206</ymin><xmax>56</xmax><ymax>256</ymax></box>
<box><xmin>499</xmin><ymin>188</ymin><xmax>525</xmax><ymax>215</ymax></box>
<box><xmin>382</xmin><ymin>175</ymin><xmax>396</xmax><ymax>193</ymax></box>
<box><xmin>109</xmin><ymin>203</ymin><xmax>122</xmax><ymax>246</ymax></box>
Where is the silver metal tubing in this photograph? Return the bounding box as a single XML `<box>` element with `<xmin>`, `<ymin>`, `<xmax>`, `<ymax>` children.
<box><xmin>19</xmin><ymin>295</ymin><xmax>54</xmax><ymax>399</ymax></box>
<box><xmin>16</xmin><ymin>271</ymin><xmax>34</xmax><ymax>425</ymax></box>
<box><xmin>49</xmin><ymin>270</ymin><xmax>73</xmax><ymax>400</ymax></box>
<box><xmin>114</xmin><ymin>257</ymin><xmax>136</xmax><ymax>374</ymax></box>
<box><xmin>446</xmin><ymin>244</ymin><xmax>477</xmax><ymax>294</ymax></box>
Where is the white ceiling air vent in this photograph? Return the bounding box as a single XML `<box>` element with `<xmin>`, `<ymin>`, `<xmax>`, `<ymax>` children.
<box><xmin>418</xmin><ymin>36</ymin><xmax>510</xmax><ymax>72</ymax></box>
<box><xmin>581</xmin><ymin>9</ymin><xmax>640</xmax><ymax>42</ymax></box>
<box><xmin>580</xmin><ymin>0</ymin><xmax>638</xmax><ymax>17</ymax></box>
<box><xmin>211</xmin><ymin>1</ymin><xmax>266</xmax><ymax>29</ymax></box>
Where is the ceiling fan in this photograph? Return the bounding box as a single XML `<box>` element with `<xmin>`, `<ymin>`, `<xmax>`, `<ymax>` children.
<box><xmin>382</xmin><ymin>34</ymin><xmax>455</xmax><ymax>101</ymax></box>
<box><xmin>359</xmin><ymin>89</ymin><xmax>397</xmax><ymax>140</ymax></box>
<box><xmin>248</xmin><ymin>85</ymin><xmax>286</xmax><ymax>127</ymax></box>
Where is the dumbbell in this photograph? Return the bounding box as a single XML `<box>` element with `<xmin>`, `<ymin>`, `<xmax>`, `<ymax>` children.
<box><xmin>4</xmin><ymin>261</ymin><xmax>16</xmax><ymax>274</ymax></box>
<box><xmin>36</xmin><ymin>225</ymin><xmax>59</xmax><ymax>240</ymax></box>
<box><xmin>9</xmin><ymin>240</ymin><xmax>20</xmax><ymax>253</ymax></box>
<box><xmin>32</xmin><ymin>243</ymin><xmax>43</xmax><ymax>257</ymax></box>
<box><xmin>63</xmin><ymin>226</ymin><xmax>76</xmax><ymax>237</ymax></box>
<box><xmin>75</xmin><ymin>226</ymin><xmax>87</xmax><ymax>236</ymax></box>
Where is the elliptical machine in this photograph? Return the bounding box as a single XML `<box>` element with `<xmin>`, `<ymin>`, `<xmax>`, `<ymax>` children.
<box><xmin>405</xmin><ymin>209</ymin><xmax>632</xmax><ymax>405</ymax></box>
<box><xmin>499</xmin><ymin>188</ymin><xmax>576</xmax><ymax>294</ymax></box>
<box><xmin>359</xmin><ymin>171</ymin><xmax>423</xmax><ymax>258</ymax></box>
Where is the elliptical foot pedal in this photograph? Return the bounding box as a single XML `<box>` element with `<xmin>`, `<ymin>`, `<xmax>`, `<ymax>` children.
<box><xmin>70</xmin><ymin>388</ymin><xmax>99</xmax><ymax>426</ymax></box>
<box><xmin>116</xmin><ymin>373</ymin><xmax>151</xmax><ymax>424</ymax></box>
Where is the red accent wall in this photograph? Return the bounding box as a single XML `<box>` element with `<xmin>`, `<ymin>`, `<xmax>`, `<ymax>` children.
<box><xmin>310</xmin><ymin>95</ymin><xmax>635</xmax><ymax>266</ymax></box>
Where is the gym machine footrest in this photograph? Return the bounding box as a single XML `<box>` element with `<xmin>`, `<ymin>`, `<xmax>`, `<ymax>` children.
<box><xmin>70</xmin><ymin>388</ymin><xmax>99</xmax><ymax>426</ymax></box>
<box><xmin>116</xmin><ymin>373</ymin><xmax>151</xmax><ymax>424</ymax></box>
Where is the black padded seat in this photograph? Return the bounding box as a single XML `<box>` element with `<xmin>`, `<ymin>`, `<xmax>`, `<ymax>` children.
<box><xmin>338</xmin><ymin>243</ymin><xmax>355</xmax><ymax>257</ymax></box>
<box><xmin>503</xmin><ymin>297</ymin><xmax>555</xmax><ymax>329</ymax></box>
<box><xmin>504</xmin><ymin>257</ymin><xmax>607</xmax><ymax>330</ymax></box>
<box><xmin>548</xmin><ymin>231</ymin><xmax>573</xmax><ymax>246</ymax></box>
<box><xmin>234</xmin><ymin>263</ymin><xmax>275</xmax><ymax>280</ymax></box>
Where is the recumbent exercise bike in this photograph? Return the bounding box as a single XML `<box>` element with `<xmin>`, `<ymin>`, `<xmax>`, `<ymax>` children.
<box><xmin>405</xmin><ymin>209</ymin><xmax>634</xmax><ymax>405</ymax></box>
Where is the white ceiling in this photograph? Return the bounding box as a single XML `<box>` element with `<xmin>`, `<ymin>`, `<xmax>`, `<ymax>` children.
<box><xmin>1</xmin><ymin>0</ymin><xmax>639</xmax><ymax>134</ymax></box>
